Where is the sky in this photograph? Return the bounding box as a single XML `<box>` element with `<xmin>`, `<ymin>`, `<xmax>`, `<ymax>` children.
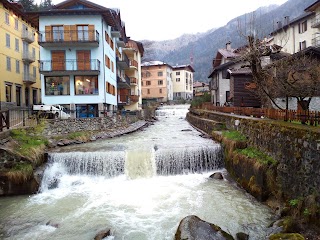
<box><xmin>46</xmin><ymin>0</ymin><xmax>288</xmax><ymax>41</ymax></box>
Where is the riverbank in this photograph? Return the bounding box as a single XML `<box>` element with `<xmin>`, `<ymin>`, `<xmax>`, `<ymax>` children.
<box><xmin>186</xmin><ymin>108</ymin><xmax>320</xmax><ymax>239</ymax></box>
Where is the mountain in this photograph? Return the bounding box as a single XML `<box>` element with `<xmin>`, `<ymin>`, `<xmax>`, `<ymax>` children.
<box><xmin>141</xmin><ymin>0</ymin><xmax>315</xmax><ymax>82</ymax></box>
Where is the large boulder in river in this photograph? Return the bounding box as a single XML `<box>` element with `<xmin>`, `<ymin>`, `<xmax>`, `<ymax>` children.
<box><xmin>94</xmin><ymin>228</ymin><xmax>111</xmax><ymax>240</ymax></box>
<box><xmin>175</xmin><ymin>215</ymin><xmax>234</xmax><ymax>240</ymax></box>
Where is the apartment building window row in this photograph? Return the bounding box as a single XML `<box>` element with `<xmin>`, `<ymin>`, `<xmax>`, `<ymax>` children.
<box><xmin>105</xmin><ymin>31</ymin><xmax>114</xmax><ymax>50</ymax></box>
<box><xmin>45</xmin><ymin>25</ymin><xmax>95</xmax><ymax>42</ymax></box>
<box><xmin>298</xmin><ymin>20</ymin><xmax>307</xmax><ymax>34</ymax></box>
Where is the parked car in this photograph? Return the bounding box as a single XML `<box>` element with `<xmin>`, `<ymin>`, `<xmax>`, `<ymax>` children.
<box><xmin>33</xmin><ymin>104</ymin><xmax>71</xmax><ymax>119</ymax></box>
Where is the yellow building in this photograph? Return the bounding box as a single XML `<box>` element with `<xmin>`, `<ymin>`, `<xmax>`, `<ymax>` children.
<box><xmin>0</xmin><ymin>0</ymin><xmax>40</xmax><ymax>110</ymax></box>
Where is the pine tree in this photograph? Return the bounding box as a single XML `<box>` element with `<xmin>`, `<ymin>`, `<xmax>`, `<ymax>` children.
<box><xmin>39</xmin><ymin>0</ymin><xmax>53</xmax><ymax>10</ymax></box>
<box><xmin>18</xmin><ymin>0</ymin><xmax>38</xmax><ymax>11</ymax></box>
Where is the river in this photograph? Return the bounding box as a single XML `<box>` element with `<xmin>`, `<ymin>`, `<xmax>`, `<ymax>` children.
<box><xmin>0</xmin><ymin>104</ymin><xmax>274</xmax><ymax>240</ymax></box>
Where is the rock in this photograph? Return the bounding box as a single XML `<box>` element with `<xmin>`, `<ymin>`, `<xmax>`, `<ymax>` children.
<box><xmin>209</xmin><ymin>172</ymin><xmax>224</xmax><ymax>180</ymax></box>
<box><xmin>175</xmin><ymin>215</ymin><xmax>234</xmax><ymax>240</ymax></box>
<box><xmin>268</xmin><ymin>233</ymin><xmax>305</xmax><ymax>240</ymax></box>
<box><xmin>236</xmin><ymin>232</ymin><xmax>249</xmax><ymax>240</ymax></box>
<box><xmin>94</xmin><ymin>228</ymin><xmax>111</xmax><ymax>240</ymax></box>
<box><xmin>46</xmin><ymin>220</ymin><xmax>59</xmax><ymax>228</ymax></box>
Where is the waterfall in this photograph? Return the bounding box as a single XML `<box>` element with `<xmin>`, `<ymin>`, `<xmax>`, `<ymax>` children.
<box><xmin>156</xmin><ymin>145</ymin><xmax>223</xmax><ymax>175</ymax></box>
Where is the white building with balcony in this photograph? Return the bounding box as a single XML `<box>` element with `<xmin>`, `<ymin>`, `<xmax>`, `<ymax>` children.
<box><xmin>28</xmin><ymin>0</ymin><xmax>128</xmax><ymax>117</ymax></box>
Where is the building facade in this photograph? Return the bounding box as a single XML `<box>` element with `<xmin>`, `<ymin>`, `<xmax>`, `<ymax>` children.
<box><xmin>172</xmin><ymin>65</ymin><xmax>194</xmax><ymax>101</ymax></box>
<box><xmin>0</xmin><ymin>0</ymin><xmax>41</xmax><ymax>109</ymax></box>
<box><xmin>120</xmin><ymin>39</ymin><xmax>144</xmax><ymax>111</ymax></box>
<box><xmin>141</xmin><ymin>61</ymin><xmax>173</xmax><ymax>103</ymax></box>
<box><xmin>28</xmin><ymin>0</ymin><xmax>128</xmax><ymax>117</ymax></box>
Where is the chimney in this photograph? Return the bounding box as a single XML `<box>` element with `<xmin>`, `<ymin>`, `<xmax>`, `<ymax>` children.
<box><xmin>284</xmin><ymin>16</ymin><xmax>290</xmax><ymax>25</ymax></box>
<box><xmin>226</xmin><ymin>41</ymin><xmax>232</xmax><ymax>51</ymax></box>
<box><xmin>276</xmin><ymin>21</ymin><xmax>282</xmax><ymax>29</ymax></box>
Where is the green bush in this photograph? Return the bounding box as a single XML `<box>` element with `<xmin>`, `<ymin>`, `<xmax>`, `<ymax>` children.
<box><xmin>222</xmin><ymin>130</ymin><xmax>247</xmax><ymax>141</ymax></box>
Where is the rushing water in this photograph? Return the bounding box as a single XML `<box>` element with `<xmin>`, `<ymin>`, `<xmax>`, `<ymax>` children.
<box><xmin>0</xmin><ymin>105</ymin><xmax>274</xmax><ymax>240</ymax></box>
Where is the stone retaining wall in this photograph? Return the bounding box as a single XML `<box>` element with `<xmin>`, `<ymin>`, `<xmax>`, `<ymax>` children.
<box><xmin>187</xmin><ymin>109</ymin><xmax>320</xmax><ymax>201</ymax></box>
<box><xmin>42</xmin><ymin>114</ymin><xmax>139</xmax><ymax>136</ymax></box>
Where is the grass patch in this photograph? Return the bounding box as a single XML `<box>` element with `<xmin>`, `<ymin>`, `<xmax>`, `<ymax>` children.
<box><xmin>236</xmin><ymin>147</ymin><xmax>277</xmax><ymax>165</ymax></box>
<box><xmin>222</xmin><ymin>130</ymin><xmax>247</xmax><ymax>142</ymax></box>
<box><xmin>10</xmin><ymin>128</ymin><xmax>48</xmax><ymax>157</ymax></box>
<box><xmin>5</xmin><ymin>162</ymin><xmax>33</xmax><ymax>184</ymax></box>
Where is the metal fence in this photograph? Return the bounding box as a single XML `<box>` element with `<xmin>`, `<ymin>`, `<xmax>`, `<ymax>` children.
<box><xmin>200</xmin><ymin>102</ymin><xmax>320</xmax><ymax>126</ymax></box>
<box><xmin>0</xmin><ymin>108</ymin><xmax>141</xmax><ymax>132</ymax></box>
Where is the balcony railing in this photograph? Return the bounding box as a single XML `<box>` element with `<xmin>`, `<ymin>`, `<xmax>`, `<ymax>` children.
<box><xmin>116</xmin><ymin>53</ymin><xmax>129</xmax><ymax>69</ymax></box>
<box><xmin>22</xmin><ymin>51</ymin><xmax>35</xmax><ymax>63</ymax></box>
<box><xmin>117</xmin><ymin>37</ymin><xmax>125</xmax><ymax>48</ymax></box>
<box><xmin>38</xmin><ymin>30</ymin><xmax>99</xmax><ymax>47</ymax></box>
<box><xmin>111</xmin><ymin>27</ymin><xmax>120</xmax><ymax>38</ymax></box>
<box><xmin>118</xmin><ymin>95</ymin><xmax>130</xmax><ymax>105</ymax></box>
<box><xmin>130</xmin><ymin>95</ymin><xmax>139</xmax><ymax>103</ymax></box>
<box><xmin>129</xmin><ymin>59</ymin><xmax>138</xmax><ymax>68</ymax></box>
<box><xmin>117</xmin><ymin>75</ymin><xmax>131</xmax><ymax>89</ymax></box>
<box><xmin>311</xmin><ymin>14</ymin><xmax>320</xmax><ymax>28</ymax></box>
<box><xmin>40</xmin><ymin>59</ymin><xmax>100</xmax><ymax>75</ymax></box>
<box><xmin>22</xmin><ymin>29</ymin><xmax>35</xmax><ymax>43</ymax></box>
<box><xmin>312</xmin><ymin>34</ymin><xmax>320</xmax><ymax>47</ymax></box>
<box><xmin>130</xmin><ymin>77</ymin><xmax>137</xmax><ymax>85</ymax></box>
<box><xmin>22</xmin><ymin>73</ymin><xmax>36</xmax><ymax>84</ymax></box>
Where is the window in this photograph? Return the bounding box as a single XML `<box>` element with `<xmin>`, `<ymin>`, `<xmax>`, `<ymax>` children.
<box><xmin>33</xmin><ymin>66</ymin><xmax>36</xmax><ymax>77</ymax></box>
<box><xmin>176</xmin><ymin>72</ymin><xmax>180</xmax><ymax>75</ymax></box>
<box><xmin>299</xmin><ymin>41</ymin><xmax>307</xmax><ymax>51</ymax></box>
<box><xmin>15</xmin><ymin>18</ymin><xmax>18</xmax><ymax>30</ymax></box>
<box><xmin>186</xmin><ymin>72</ymin><xmax>188</xmax><ymax>78</ymax></box>
<box><xmin>16</xmin><ymin>86</ymin><xmax>21</xmax><ymax>106</ymax></box>
<box><xmin>32</xmin><ymin>88</ymin><xmax>38</xmax><ymax>105</ymax></box>
<box><xmin>5</xmin><ymin>12</ymin><xmax>9</xmax><ymax>25</ymax></box>
<box><xmin>6</xmin><ymin>33</ymin><xmax>10</xmax><ymax>48</ymax></box>
<box><xmin>141</xmin><ymin>81</ymin><xmax>143</xmax><ymax>86</ymax></box>
<box><xmin>76</xmin><ymin>104</ymin><xmax>98</xmax><ymax>118</ymax></box>
<box><xmin>15</xmin><ymin>38</ymin><xmax>19</xmax><ymax>51</ymax></box>
<box><xmin>75</xmin><ymin>76</ymin><xmax>98</xmax><ymax>95</ymax></box>
<box><xmin>158</xmin><ymin>71</ymin><xmax>163</xmax><ymax>76</ymax></box>
<box><xmin>32</xmin><ymin>47</ymin><xmax>35</xmax><ymax>58</ymax></box>
<box><xmin>147</xmin><ymin>89</ymin><xmax>150</xmax><ymax>94</ymax></box>
<box><xmin>5</xmin><ymin>83</ymin><xmax>12</xmax><ymax>102</ymax></box>
<box><xmin>146</xmin><ymin>81</ymin><xmax>151</xmax><ymax>86</ymax></box>
<box><xmin>45</xmin><ymin>76</ymin><xmax>70</xmax><ymax>95</ymax></box>
<box><xmin>77</xmin><ymin>25</ymin><xmax>89</xmax><ymax>41</ymax></box>
<box><xmin>6</xmin><ymin>57</ymin><xmax>11</xmax><ymax>71</ymax></box>
<box><xmin>226</xmin><ymin>91</ymin><xmax>230</xmax><ymax>102</ymax></box>
<box><xmin>176</xmin><ymin>78</ymin><xmax>180</xmax><ymax>82</ymax></box>
<box><xmin>299</xmin><ymin>20</ymin><xmax>307</xmax><ymax>33</ymax></box>
<box><xmin>158</xmin><ymin>80</ymin><xmax>163</xmax><ymax>85</ymax></box>
<box><xmin>16</xmin><ymin>60</ymin><xmax>20</xmax><ymax>73</ymax></box>
<box><xmin>146</xmin><ymin>71</ymin><xmax>151</xmax><ymax>77</ymax></box>
<box><xmin>159</xmin><ymin>89</ymin><xmax>162</xmax><ymax>94</ymax></box>
<box><xmin>52</xmin><ymin>25</ymin><xmax>64</xmax><ymax>41</ymax></box>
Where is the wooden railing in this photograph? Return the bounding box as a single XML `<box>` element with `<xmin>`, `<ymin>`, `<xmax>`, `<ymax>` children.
<box><xmin>200</xmin><ymin>102</ymin><xmax>320</xmax><ymax>126</ymax></box>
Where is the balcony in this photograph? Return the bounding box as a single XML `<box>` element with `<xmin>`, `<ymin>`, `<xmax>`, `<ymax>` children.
<box><xmin>117</xmin><ymin>75</ymin><xmax>131</xmax><ymax>89</ymax></box>
<box><xmin>38</xmin><ymin>30</ymin><xmax>99</xmax><ymax>47</ymax></box>
<box><xmin>130</xmin><ymin>77</ymin><xmax>138</xmax><ymax>85</ymax></box>
<box><xmin>22</xmin><ymin>73</ymin><xmax>36</xmax><ymax>84</ymax></box>
<box><xmin>40</xmin><ymin>59</ymin><xmax>100</xmax><ymax>76</ymax></box>
<box><xmin>130</xmin><ymin>94</ymin><xmax>139</xmax><ymax>103</ymax></box>
<box><xmin>117</xmin><ymin>95</ymin><xmax>130</xmax><ymax>105</ymax></box>
<box><xmin>111</xmin><ymin>27</ymin><xmax>120</xmax><ymax>38</ymax></box>
<box><xmin>116</xmin><ymin>53</ymin><xmax>129</xmax><ymax>69</ymax></box>
<box><xmin>22</xmin><ymin>51</ymin><xmax>35</xmax><ymax>63</ymax></box>
<box><xmin>311</xmin><ymin>14</ymin><xmax>320</xmax><ymax>28</ymax></box>
<box><xmin>116</xmin><ymin>37</ymin><xmax>126</xmax><ymax>48</ymax></box>
<box><xmin>22</xmin><ymin>29</ymin><xmax>35</xmax><ymax>43</ymax></box>
<box><xmin>312</xmin><ymin>34</ymin><xmax>320</xmax><ymax>47</ymax></box>
<box><xmin>129</xmin><ymin>59</ymin><xmax>138</xmax><ymax>69</ymax></box>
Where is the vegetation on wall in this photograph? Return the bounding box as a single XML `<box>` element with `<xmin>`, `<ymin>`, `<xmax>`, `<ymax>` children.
<box><xmin>190</xmin><ymin>92</ymin><xmax>211</xmax><ymax>108</ymax></box>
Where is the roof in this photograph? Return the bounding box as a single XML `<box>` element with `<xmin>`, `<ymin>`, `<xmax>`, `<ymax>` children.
<box><xmin>208</xmin><ymin>60</ymin><xmax>238</xmax><ymax>78</ymax></box>
<box><xmin>0</xmin><ymin>0</ymin><xmax>37</xmax><ymax>29</ymax></box>
<box><xmin>193</xmin><ymin>81</ymin><xmax>209</xmax><ymax>87</ymax></box>
<box><xmin>305</xmin><ymin>0</ymin><xmax>320</xmax><ymax>11</ymax></box>
<box><xmin>141</xmin><ymin>61</ymin><xmax>168</xmax><ymax>67</ymax></box>
<box><xmin>213</xmin><ymin>49</ymin><xmax>240</xmax><ymax>68</ymax></box>
<box><xmin>172</xmin><ymin>64</ymin><xmax>195</xmax><ymax>73</ymax></box>
<box><xmin>227</xmin><ymin>68</ymin><xmax>252</xmax><ymax>76</ymax></box>
<box><xmin>270</xmin><ymin>12</ymin><xmax>314</xmax><ymax>35</ymax></box>
<box><xmin>26</xmin><ymin>0</ymin><xmax>126</xmax><ymax>40</ymax></box>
